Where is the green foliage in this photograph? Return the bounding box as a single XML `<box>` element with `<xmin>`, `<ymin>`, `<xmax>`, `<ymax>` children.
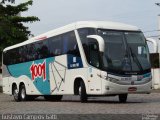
<box><xmin>1</xmin><ymin>0</ymin><xmax>15</xmax><ymax>4</ymax></box>
<box><xmin>0</xmin><ymin>0</ymin><xmax>40</xmax><ymax>66</ymax></box>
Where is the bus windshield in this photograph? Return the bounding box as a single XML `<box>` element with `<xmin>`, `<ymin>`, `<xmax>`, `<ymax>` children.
<box><xmin>97</xmin><ymin>29</ymin><xmax>151</xmax><ymax>75</ymax></box>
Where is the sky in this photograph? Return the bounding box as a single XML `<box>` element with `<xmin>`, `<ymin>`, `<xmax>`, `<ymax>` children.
<box><xmin>10</xmin><ymin>0</ymin><xmax>160</xmax><ymax>37</ymax></box>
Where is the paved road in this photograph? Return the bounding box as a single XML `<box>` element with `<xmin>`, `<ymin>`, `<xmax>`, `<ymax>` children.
<box><xmin>0</xmin><ymin>93</ymin><xmax>160</xmax><ymax>115</ymax></box>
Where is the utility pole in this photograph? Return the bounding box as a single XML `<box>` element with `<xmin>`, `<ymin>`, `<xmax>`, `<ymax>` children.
<box><xmin>155</xmin><ymin>3</ymin><xmax>160</xmax><ymax>39</ymax></box>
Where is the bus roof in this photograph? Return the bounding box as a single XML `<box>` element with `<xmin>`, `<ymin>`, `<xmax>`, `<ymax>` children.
<box><xmin>3</xmin><ymin>21</ymin><xmax>140</xmax><ymax>52</ymax></box>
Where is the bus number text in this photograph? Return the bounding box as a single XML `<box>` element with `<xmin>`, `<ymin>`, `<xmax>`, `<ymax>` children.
<box><xmin>30</xmin><ymin>61</ymin><xmax>46</xmax><ymax>81</ymax></box>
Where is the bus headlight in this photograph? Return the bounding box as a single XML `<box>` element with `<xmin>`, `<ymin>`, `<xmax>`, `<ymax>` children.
<box><xmin>97</xmin><ymin>71</ymin><xmax>108</xmax><ymax>80</ymax></box>
<box><xmin>108</xmin><ymin>77</ymin><xmax>119</xmax><ymax>82</ymax></box>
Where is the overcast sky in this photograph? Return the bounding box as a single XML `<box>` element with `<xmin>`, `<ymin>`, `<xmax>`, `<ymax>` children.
<box><xmin>14</xmin><ymin>0</ymin><xmax>160</xmax><ymax>37</ymax></box>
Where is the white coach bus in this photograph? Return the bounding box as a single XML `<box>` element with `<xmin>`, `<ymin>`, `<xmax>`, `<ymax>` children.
<box><xmin>2</xmin><ymin>21</ymin><xmax>152</xmax><ymax>103</ymax></box>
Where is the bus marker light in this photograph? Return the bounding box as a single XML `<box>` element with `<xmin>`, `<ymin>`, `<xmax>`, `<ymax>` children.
<box><xmin>36</xmin><ymin>36</ymin><xmax>47</xmax><ymax>40</ymax></box>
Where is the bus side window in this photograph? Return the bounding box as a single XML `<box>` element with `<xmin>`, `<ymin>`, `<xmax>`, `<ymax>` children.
<box><xmin>9</xmin><ymin>49</ymin><xmax>18</xmax><ymax>64</ymax></box>
<box><xmin>35</xmin><ymin>40</ymin><xmax>50</xmax><ymax>59</ymax></box>
<box><xmin>78</xmin><ymin>28</ymin><xmax>96</xmax><ymax>62</ymax></box>
<box><xmin>78</xmin><ymin>28</ymin><xmax>96</xmax><ymax>44</ymax></box>
<box><xmin>3</xmin><ymin>51</ymin><xmax>9</xmax><ymax>65</ymax></box>
<box><xmin>49</xmin><ymin>36</ymin><xmax>62</xmax><ymax>57</ymax></box>
<box><xmin>62</xmin><ymin>31</ymin><xmax>80</xmax><ymax>57</ymax></box>
<box><xmin>4</xmin><ymin>47</ymin><xmax>23</xmax><ymax>65</ymax></box>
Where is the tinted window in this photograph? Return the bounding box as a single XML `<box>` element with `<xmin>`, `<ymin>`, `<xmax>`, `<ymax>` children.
<box><xmin>17</xmin><ymin>46</ymin><xmax>27</xmax><ymax>63</ymax></box>
<box><xmin>3</xmin><ymin>51</ymin><xmax>10</xmax><ymax>65</ymax></box>
<box><xmin>35</xmin><ymin>41</ymin><xmax>50</xmax><ymax>59</ymax></box>
<box><xmin>78</xmin><ymin>28</ymin><xmax>96</xmax><ymax>62</ymax></box>
<box><xmin>9</xmin><ymin>48</ymin><xmax>19</xmax><ymax>64</ymax></box>
<box><xmin>4</xmin><ymin>40</ymin><xmax>50</xmax><ymax>65</ymax></box>
<box><xmin>78</xmin><ymin>28</ymin><xmax>96</xmax><ymax>45</ymax></box>
<box><xmin>25</xmin><ymin>40</ymin><xmax>50</xmax><ymax>61</ymax></box>
<box><xmin>49</xmin><ymin>35</ymin><xmax>62</xmax><ymax>56</ymax></box>
<box><xmin>48</xmin><ymin>31</ymin><xmax>80</xmax><ymax>57</ymax></box>
<box><xmin>88</xmin><ymin>39</ymin><xmax>100</xmax><ymax>68</ymax></box>
<box><xmin>62</xmin><ymin>31</ymin><xmax>80</xmax><ymax>56</ymax></box>
<box><xmin>3</xmin><ymin>31</ymin><xmax>80</xmax><ymax>65</ymax></box>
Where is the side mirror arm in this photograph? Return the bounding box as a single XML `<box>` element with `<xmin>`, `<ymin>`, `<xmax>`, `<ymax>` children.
<box><xmin>87</xmin><ymin>35</ymin><xmax>105</xmax><ymax>52</ymax></box>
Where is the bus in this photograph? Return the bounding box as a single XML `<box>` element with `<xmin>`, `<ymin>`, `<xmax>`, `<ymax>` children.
<box><xmin>2</xmin><ymin>21</ymin><xmax>152</xmax><ymax>103</ymax></box>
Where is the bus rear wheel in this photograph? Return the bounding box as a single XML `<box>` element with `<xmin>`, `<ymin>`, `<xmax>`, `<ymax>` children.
<box><xmin>13</xmin><ymin>86</ymin><xmax>20</xmax><ymax>102</ymax></box>
<box><xmin>79</xmin><ymin>81</ymin><xmax>87</xmax><ymax>103</ymax></box>
<box><xmin>118</xmin><ymin>94</ymin><xmax>128</xmax><ymax>103</ymax></box>
<box><xmin>19</xmin><ymin>85</ymin><xmax>27</xmax><ymax>101</ymax></box>
<box><xmin>44</xmin><ymin>95</ymin><xmax>63</xmax><ymax>101</ymax></box>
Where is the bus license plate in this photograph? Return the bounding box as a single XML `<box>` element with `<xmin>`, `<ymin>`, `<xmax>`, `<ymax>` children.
<box><xmin>121</xmin><ymin>77</ymin><xmax>132</xmax><ymax>81</ymax></box>
<box><xmin>128</xmin><ymin>87</ymin><xmax>137</xmax><ymax>92</ymax></box>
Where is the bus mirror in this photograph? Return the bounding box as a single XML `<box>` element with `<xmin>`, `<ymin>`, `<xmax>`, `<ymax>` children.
<box><xmin>87</xmin><ymin>35</ymin><xmax>105</xmax><ymax>52</ymax></box>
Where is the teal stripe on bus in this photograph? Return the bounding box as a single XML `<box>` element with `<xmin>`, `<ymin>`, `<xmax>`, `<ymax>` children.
<box><xmin>7</xmin><ymin>57</ymin><xmax>55</xmax><ymax>95</ymax></box>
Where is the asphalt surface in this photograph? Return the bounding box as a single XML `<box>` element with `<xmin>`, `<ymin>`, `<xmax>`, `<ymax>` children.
<box><xmin>0</xmin><ymin>92</ymin><xmax>160</xmax><ymax>114</ymax></box>
<box><xmin>0</xmin><ymin>93</ymin><xmax>160</xmax><ymax>120</ymax></box>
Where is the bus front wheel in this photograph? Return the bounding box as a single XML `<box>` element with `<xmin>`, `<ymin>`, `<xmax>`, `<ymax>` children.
<box><xmin>118</xmin><ymin>94</ymin><xmax>128</xmax><ymax>103</ymax></box>
<box><xmin>79</xmin><ymin>81</ymin><xmax>87</xmax><ymax>103</ymax></box>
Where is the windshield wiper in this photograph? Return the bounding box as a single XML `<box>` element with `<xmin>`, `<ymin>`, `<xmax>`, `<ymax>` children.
<box><xmin>129</xmin><ymin>47</ymin><xmax>143</xmax><ymax>71</ymax></box>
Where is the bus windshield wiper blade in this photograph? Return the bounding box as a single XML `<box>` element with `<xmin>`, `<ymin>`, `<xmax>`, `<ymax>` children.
<box><xmin>129</xmin><ymin>47</ymin><xmax>143</xmax><ymax>71</ymax></box>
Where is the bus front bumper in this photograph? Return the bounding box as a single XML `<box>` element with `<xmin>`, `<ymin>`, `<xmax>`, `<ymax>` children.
<box><xmin>102</xmin><ymin>81</ymin><xmax>152</xmax><ymax>95</ymax></box>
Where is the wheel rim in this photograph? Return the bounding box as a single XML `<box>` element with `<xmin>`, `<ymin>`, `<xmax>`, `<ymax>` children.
<box><xmin>21</xmin><ymin>89</ymin><xmax>25</xmax><ymax>99</ymax></box>
<box><xmin>79</xmin><ymin>86</ymin><xmax>81</xmax><ymax>96</ymax></box>
<box><xmin>14</xmin><ymin>88</ymin><xmax>18</xmax><ymax>99</ymax></box>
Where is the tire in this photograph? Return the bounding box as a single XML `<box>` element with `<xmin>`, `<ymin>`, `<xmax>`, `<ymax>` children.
<box><xmin>79</xmin><ymin>81</ymin><xmax>87</xmax><ymax>103</ymax></box>
<box><xmin>118</xmin><ymin>94</ymin><xmax>128</xmax><ymax>103</ymax></box>
<box><xmin>44</xmin><ymin>95</ymin><xmax>63</xmax><ymax>101</ymax></box>
<box><xmin>13</xmin><ymin>86</ymin><xmax>20</xmax><ymax>102</ymax></box>
<box><xmin>19</xmin><ymin>85</ymin><xmax>27</xmax><ymax>101</ymax></box>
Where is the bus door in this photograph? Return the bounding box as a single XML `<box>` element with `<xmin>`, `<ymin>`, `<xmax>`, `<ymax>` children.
<box><xmin>87</xmin><ymin>40</ymin><xmax>101</xmax><ymax>94</ymax></box>
<box><xmin>49</xmin><ymin>56</ymin><xmax>67</xmax><ymax>95</ymax></box>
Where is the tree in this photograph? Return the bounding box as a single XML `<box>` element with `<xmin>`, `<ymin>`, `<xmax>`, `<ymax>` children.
<box><xmin>155</xmin><ymin>3</ymin><xmax>160</xmax><ymax>6</ymax></box>
<box><xmin>1</xmin><ymin>0</ymin><xmax>15</xmax><ymax>3</ymax></box>
<box><xmin>0</xmin><ymin>0</ymin><xmax>40</xmax><ymax>66</ymax></box>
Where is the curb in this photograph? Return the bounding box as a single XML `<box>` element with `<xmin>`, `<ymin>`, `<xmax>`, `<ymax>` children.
<box><xmin>151</xmin><ymin>89</ymin><xmax>160</xmax><ymax>93</ymax></box>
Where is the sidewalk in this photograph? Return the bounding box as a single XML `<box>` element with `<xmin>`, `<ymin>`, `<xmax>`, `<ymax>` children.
<box><xmin>152</xmin><ymin>89</ymin><xmax>160</xmax><ymax>93</ymax></box>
